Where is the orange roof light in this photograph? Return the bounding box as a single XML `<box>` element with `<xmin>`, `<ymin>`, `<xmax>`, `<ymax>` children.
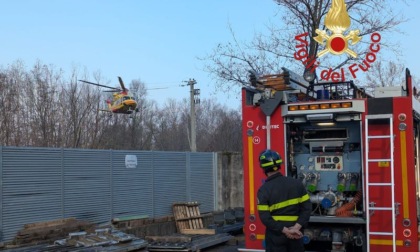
<box><xmin>320</xmin><ymin>103</ymin><xmax>330</xmax><ymax>109</ymax></box>
<box><xmin>341</xmin><ymin>102</ymin><xmax>352</xmax><ymax>108</ymax></box>
<box><xmin>299</xmin><ymin>105</ymin><xmax>309</xmax><ymax>110</ymax></box>
<box><xmin>310</xmin><ymin>104</ymin><xmax>320</xmax><ymax>110</ymax></box>
<box><xmin>288</xmin><ymin>102</ymin><xmax>352</xmax><ymax>112</ymax></box>
<box><xmin>289</xmin><ymin>105</ymin><xmax>298</xmax><ymax>111</ymax></box>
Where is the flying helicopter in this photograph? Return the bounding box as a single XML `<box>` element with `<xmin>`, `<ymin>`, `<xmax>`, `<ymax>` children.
<box><xmin>79</xmin><ymin>77</ymin><xmax>139</xmax><ymax>115</ymax></box>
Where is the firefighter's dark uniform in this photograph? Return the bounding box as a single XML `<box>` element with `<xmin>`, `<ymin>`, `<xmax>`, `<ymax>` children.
<box><xmin>257</xmin><ymin>172</ymin><xmax>311</xmax><ymax>252</ymax></box>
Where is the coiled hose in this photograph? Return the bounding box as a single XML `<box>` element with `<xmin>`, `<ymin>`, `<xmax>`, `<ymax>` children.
<box><xmin>335</xmin><ymin>190</ymin><xmax>362</xmax><ymax>217</ymax></box>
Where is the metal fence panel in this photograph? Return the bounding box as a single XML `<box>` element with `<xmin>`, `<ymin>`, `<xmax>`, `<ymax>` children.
<box><xmin>1</xmin><ymin>147</ymin><xmax>63</xmax><ymax>242</ymax></box>
<box><xmin>111</xmin><ymin>151</ymin><xmax>154</xmax><ymax>218</ymax></box>
<box><xmin>0</xmin><ymin>147</ymin><xmax>215</xmax><ymax>243</ymax></box>
<box><xmin>63</xmin><ymin>149</ymin><xmax>112</xmax><ymax>224</ymax></box>
<box><xmin>152</xmin><ymin>152</ymin><xmax>187</xmax><ymax>217</ymax></box>
<box><xmin>189</xmin><ymin>153</ymin><xmax>215</xmax><ymax>213</ymax></box>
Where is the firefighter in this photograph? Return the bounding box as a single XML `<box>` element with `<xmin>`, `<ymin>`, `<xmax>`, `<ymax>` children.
<box><xmin>257</xmin><ymin>149</ymin><xmax>311</xmax><ymax>252</ymax></box>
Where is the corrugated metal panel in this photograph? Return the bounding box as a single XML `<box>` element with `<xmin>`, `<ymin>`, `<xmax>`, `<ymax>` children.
<box><xmin>111</xmin><ymin>151</ymin><xmax>154</xmax><ymax>218</ymax></box>
<box><xmin>152</xmin><ymin>151</ymin><xmax>187</xmax><ymax>217</ymax></box>
<box><xmin>189</xmin><ymin>153</ymin><xmax>215</xmax><ymax>213</ymax></box>
<box><xmin>1</xmin><ymin>147</ymin><xmax>63</xmax><ymax>242</ymax></box>
<box><xmin>63</xmin><ymin>149</ymin><xmax>111</xmax><ymax>224</ymax></box>
<box><xmin>0</xmin><ymin>147</ymin><xmax>216</xmax><ymax>243</ymax></box>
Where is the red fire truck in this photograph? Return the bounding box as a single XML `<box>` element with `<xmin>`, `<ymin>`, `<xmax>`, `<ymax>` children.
<box><xmin>240</xmin><ymin>68</ymin><xmax>420</xmax><ymax>252</ymax></box>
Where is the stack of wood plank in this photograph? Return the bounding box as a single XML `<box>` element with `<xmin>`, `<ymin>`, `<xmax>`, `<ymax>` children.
<box><xmin>172</xmin><ymin>202</ymin><xmax>215</xmax><ymax>235</ymax></box>
<box><xmin>13</xmin><ymin>218</ymin><xmax>95</xmax><ymax>246</ymax></box>
<box><xmin>111</xmin><ymin>214</ymin><xmax>150</xmax><ymax>229</ymax></box>
<box><xmin>257</xmin><ymin>73</ymin><xmax>292</xmax><ymax>91</ymax></box>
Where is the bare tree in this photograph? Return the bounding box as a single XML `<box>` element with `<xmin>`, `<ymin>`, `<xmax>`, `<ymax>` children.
<box><xmin>61</xmin><ymin>73</ymin><xmax>104</xmax><ymax>148</ymax></box>
<box><xmin>153</xmin><ymin>99</ymin><xmax>190</xmax><ymax>151</ymax></box>
<box><xmin>0</xmin><ymin>60</ymin><xmax>243</xmax><ymax>152</ymax></box>
<box><xmin>195</xmin><ymin>100</ymin><xmax>242</xmax><ymax>152</ymax></box>
<box><xmin>85</xmin><ymin>89</ymin><xmax>108</xmax><ymax>149</ymax></box>
<box><xmin>24</xmin><ymin>61</ymin><xmax>63</xmax><ymax>147</ymax></box>
<box><xmin>0</xmin><ymin>61</ymin><xmax>27</xmax><ymax>146</ymax></box>
<box><xmin>202</xmin><ymin>0</ymin><xmax>409</xmax><ymax>90</ymax></box>
<box><xmin>362</xmin><ymin>59</ymin><xmax>405</xmax><ymax>94</ymax></box>
<box><xmin>126</xmin><ymin>79</ymin><xmax>158</xmax><ymax>150</ymax></box>
<box><xmin>0</xmin><ymin>72</ymin><xmax>17</xmax><ymax>146</ymax></box>
<box><xmin>209</xmin><ymin>110</ymin><xmax>242</xmax><ymax>152</ymax></box>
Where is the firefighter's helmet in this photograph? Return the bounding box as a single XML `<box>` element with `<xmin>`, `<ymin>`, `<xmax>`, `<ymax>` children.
<box><xmin>259</xmin><ymin>149</ymin><xmax>283</xmax><ymax>172</ymax></box>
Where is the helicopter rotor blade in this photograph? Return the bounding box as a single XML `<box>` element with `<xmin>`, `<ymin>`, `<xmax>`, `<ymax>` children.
<box><xmin>147</xmin><ymin>87</ymin><xmax>169</xmax><ymax>90</ymax></box>
<box><xmin>118</xmin><ymin>76</ymin><xmax>128</xmax><ymax>91</ymax></box>
<box><xmin>79</xmin><ymin>80</ymin><xmax>121</xmax><ymax>91</ymax></box>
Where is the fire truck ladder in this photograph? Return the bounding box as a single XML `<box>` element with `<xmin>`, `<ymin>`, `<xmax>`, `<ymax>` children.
<box><xmin>364</xmin><ymin>114</ymin><xmax>396</xmax><ymax>252</ymax></box>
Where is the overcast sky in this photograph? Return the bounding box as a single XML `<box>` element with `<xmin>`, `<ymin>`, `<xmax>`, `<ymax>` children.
<box><xmin>1</xmin><ymin>1</ymin><xmax>419</xmax><ymax>110</ymax></box>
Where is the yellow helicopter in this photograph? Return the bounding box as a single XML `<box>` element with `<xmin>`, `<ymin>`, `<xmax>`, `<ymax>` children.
<box><xmin>79</xmin><ymin>77</ymin><xmax>138</xmax><ymax>115</ymax></box>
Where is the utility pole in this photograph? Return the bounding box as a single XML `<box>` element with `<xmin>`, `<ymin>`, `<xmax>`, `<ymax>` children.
<box><xmin>185</xmin><ymin>78</ymin><xmax>199</xmax><ymax>152</ymax></box>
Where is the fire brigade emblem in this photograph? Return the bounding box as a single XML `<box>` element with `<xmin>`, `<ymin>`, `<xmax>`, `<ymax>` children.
<box><xmin>314</xmin><ymin>0</ymin><xmax>361</xmax><ymax>58</ymax></box>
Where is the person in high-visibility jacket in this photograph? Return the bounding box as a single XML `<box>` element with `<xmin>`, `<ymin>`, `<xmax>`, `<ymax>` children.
<box><xmin>257</xmin><ymin>149</ymin><xmax>311</xmax><ymax>252</ymax></box>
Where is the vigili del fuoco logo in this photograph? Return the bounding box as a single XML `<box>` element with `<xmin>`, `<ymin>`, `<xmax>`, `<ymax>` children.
<box><xmin>294</xmin><ymin>0</ymin><xmax>381</xmax><ymax>82</ymax></box>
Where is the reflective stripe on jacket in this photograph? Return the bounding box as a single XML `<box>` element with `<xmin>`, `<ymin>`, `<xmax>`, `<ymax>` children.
<box><xmin>257</xmin><ymin>172</ymin><xmax>311</xmax><ymax>231</ymax></box>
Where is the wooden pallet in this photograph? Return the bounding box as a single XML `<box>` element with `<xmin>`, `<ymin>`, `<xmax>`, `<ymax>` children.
<box><xmin>172</xmin><ymin>202</ymin><xmax>215</xmax><ymax>235</ymax></box>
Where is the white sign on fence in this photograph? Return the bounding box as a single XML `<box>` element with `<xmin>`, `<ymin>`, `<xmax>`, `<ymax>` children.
<box><xmin>125</xmin><ymin>155</ymin><xmax>138</xmax><ymax>169</ymax></box>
